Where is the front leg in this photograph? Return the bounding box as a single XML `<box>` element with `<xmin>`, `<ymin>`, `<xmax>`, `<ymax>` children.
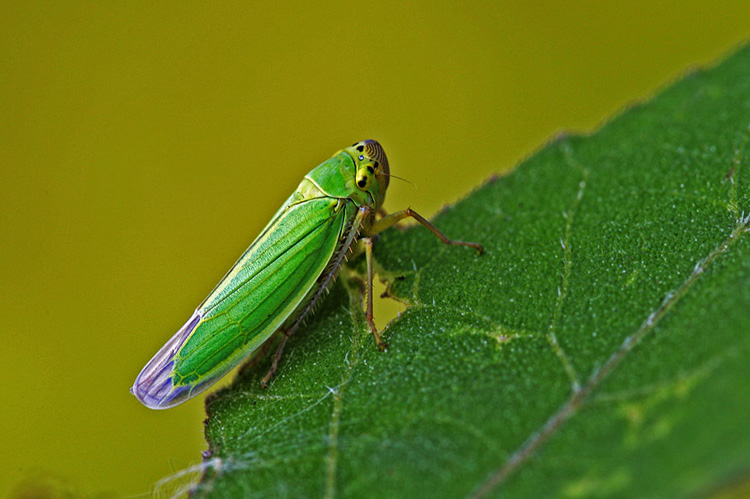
<box><xmin>365</xmin><ymin>208</ymin><xmax>483</xmax><ymax>254</ymax></box>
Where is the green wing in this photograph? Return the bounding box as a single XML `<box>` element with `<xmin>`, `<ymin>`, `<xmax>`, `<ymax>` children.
<box><xmin>131</xmin><ymin>195</ymin><xmax>359</xmax><ymax>408</ymax></box>
<box><xmin>176</xmin><ymin>197</ymin><xmax>357</xmax><ymax>383</ymax></box>
<box><xmin>173</xmin><ymin>198</ymin><xmax>356</xmax><ymax>385</ymax></box>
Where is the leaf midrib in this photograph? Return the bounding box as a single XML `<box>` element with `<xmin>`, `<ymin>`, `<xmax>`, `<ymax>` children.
<box><xmin>468</xmin><ymin>212</ymin><xmax>750</xmax><ymax>498</ymax></box>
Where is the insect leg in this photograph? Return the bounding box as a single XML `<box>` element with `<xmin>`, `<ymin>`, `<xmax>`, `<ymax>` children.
<box><xmin>367</xmin><ymin>208</ymin><xmax>483</xmax><ymax>254</ymax></box>
<box><xmin>238</xmin><ymin>334</ymin><xmax>279</xmax><ymax>377</ymax></box>
<box><xmin>260</xmin><ymin>322</ymin><xmax>301</xmax><ymax>387</ymax></box>
<box><xmin>363</xmin><ymin>237</ymin><xmax>387</xmax><ymax>351</ymax></box>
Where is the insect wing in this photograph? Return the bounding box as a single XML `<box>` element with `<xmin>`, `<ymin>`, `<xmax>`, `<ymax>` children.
<box><xmin>132</xmin><ymin>197</ymin><xmax>357</xmax><ymax>408</ymax></box>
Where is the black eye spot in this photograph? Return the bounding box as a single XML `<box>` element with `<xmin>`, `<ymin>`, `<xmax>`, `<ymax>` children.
<box><xmin>357</xmin><ymin>178</ymin><xmax>367</xmax><ymax>188</ymax></box>
<box><xmin>373</xmin><ymin>161</ymin><xmax>379</xmax><ymax>167</ymax></box>
<box><xmin>356</xmin><ymin>145</ymin><xmax>364</xmax><ymax>152</ymax></box>
<box><xmin>366</xmin><ymin>166</ymin><xmax>374</xmax><ymax>173</ymax></box>
<box><xmin>359</xmin><ymin>155</ymin><xmax>364</xmax><ymax>161</ymax></box>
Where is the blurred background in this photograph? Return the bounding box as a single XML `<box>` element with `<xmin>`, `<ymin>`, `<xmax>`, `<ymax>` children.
<box><xmin>2</xmin><ymin>1</ymin><xmax>750</xmax><ymax>496</ymax></box>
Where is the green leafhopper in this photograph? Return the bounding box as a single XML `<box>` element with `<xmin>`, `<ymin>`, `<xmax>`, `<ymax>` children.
<box><xmin>131</xmin><ymin>140</ymin><xmax>482</xmax><ymax>409</ymax></box>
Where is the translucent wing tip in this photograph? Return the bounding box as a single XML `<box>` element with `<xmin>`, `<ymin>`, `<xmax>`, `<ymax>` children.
<box><xmin>131</xmin><ymin>312</ymin><xmax>201</xmax><ymax>410</ymax></box>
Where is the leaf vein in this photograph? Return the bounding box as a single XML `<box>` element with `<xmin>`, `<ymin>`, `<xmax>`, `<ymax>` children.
<box><xmin>545</xmin><ymin>165</ymin><xmax>589</xmax><ymax>392</ymax></box>
<box><xmin>468</xmin><ymin>202</ymin><xmax>750</xmax><ymax>498</ymax></box>
<box><xmin>324</xmin><ymin>281</ymin><xmax>368</xmax><ymax>499</ymax></box>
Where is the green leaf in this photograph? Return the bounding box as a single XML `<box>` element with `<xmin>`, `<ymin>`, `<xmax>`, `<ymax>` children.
<box><xmin>197</xmin><ymin>45</ymin><xmax>750</xmax><ymax>497</ymax></box>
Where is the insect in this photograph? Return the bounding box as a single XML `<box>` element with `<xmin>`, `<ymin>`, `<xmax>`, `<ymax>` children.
<box><xmin>131</xmin><ymin>140</ymin><xmax>482</xmax><ymax>409</ymax></box>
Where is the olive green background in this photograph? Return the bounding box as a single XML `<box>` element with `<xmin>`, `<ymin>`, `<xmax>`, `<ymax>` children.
<box><xmin>2</xmin><ymin>1</ymin><xmax>750</xmax><ymax>496</ymax></box>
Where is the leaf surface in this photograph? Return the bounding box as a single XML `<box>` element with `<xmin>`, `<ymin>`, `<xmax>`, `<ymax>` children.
<box><xmin>198</xmin><ymin>46</ymin><xmax>750</xmax><ymax>498</ymax></box>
